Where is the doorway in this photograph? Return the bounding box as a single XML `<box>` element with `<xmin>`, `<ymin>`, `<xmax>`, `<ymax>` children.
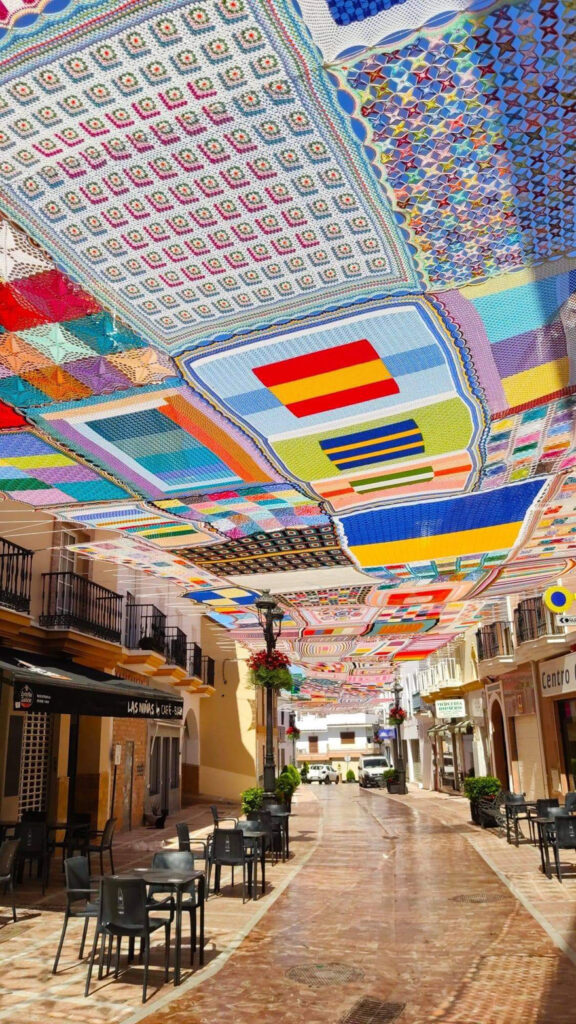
<box><xmin>490</xmin><ymin>699</ymin><xmax>509</xmax><ymax>788</ymax></box>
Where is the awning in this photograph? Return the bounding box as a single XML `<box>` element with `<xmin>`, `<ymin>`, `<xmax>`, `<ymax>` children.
<box><xmin>0</xmin><ymin>649</ymin><xmax>183</xmax><ymax>721</ymax></box>
<box><xmin>451</xmin><ymin>719</ymin><xmax>474</xmax><ymax>734</ymax></box>
<box><xmin>428</xmin><ymin>723</ymin><xmax>451</xmax><ymax>737</ymax></box>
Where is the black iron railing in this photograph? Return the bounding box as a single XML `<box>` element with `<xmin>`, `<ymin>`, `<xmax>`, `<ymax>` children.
<box><xmin>188</xmin><ymin>642</ymin><xmax>202</xmax><ymax>679</ymax></box>
<box><xmin>0</xmin><ymin>538</ymin><xmax>33</xmax><ymax>613</ymax></box>
<box><xmin>514</xmin><ymin>598</ymin><xmax>563</xmax><ymax>643</ymax></box>
<box><xmin>475</xmin><ymin>620</ymin><xmax>514</xmax><ymax>661</ymax></box>
<box><xmin>202</xmin><ymin>655</ymin><xmax>215</xmax><ymax>687</ymax></box>
<box><xmin>164</xmin><ymin>625</ymin><xmax>187</xmax><ymax>669</ymax></box>
<box><xmin>125</xmin><ymin>603</ymin><xmax>166</xmax><ymax>655</ymax></box>
<box><xmin>40</xmin><ymin>572</ymin><xmax>122</xmax><ymax>643</ymax></box>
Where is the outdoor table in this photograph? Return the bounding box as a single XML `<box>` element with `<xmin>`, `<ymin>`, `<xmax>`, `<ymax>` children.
<box><xmin>120</xmin><ymin>867</ymin><xmax>205</xmax><ymax>985</ymax></box>
<box><xmin>235</xmin><ymin>823</ymin><xmax>267</xmax><ymax>899</ymax></box>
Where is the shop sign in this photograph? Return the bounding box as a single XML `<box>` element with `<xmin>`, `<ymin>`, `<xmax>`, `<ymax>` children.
<box><xmin>435</xmin><ymin>698</ymin><xmax>466</xmax><ymax>718</ymax></box>
<box><xmin>13</xmin><ymin>680</ymin><xmax>183</xmax><ymax>720</ymax></box>
<box><xmin>540</xmin><ymin>651</ymin><xmax>576</xmax><ymax>698</ymax></box>
<box><xmin>378</xmin><ymin>727</ymin><xmax>396</xmax><ymax>739</ymax></box>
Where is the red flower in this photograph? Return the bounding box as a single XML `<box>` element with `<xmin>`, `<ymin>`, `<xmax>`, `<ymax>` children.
<box><xmin>248</xmin><ymin>650</ymin><xmax>291</xmax><ymax>672</ymax></box>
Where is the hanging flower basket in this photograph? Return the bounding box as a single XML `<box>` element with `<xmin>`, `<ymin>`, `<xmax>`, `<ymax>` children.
<box><xmin>248</xmin><ymin>650</ymin><xmax>292</xmax><ymax>691</ymax></box>
<box><xmin>388</xmin><ymin>707</ymin><xmax>407</xmax><ymax>727</ymax></box>
<box><xmin>286</xmin><ymin>725</ymin><xmax>300</xmax><ymax>741</ymax></box>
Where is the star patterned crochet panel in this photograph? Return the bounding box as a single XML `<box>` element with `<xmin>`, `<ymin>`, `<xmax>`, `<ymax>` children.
<box><xmin>180</xmin><ymin>523</ymin><xmax>353</xmax><ymax>575</ymax></box>
<box><xmin>0</xmin><ymin>0</ymin><xmax>419</xmax><ymax>352</ymax></box>
<box><xmin>336</xmin><ymin>0</ymin><xmax>576</xmax><ymax>287</ymax></box>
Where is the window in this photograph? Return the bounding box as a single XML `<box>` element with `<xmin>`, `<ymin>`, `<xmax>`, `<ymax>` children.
<box><xmin>149</xmin><ymin>738</ymin><xmax>160</xmax><ymax>796</ymax></box>
<box><xmin>170</xmin><ymin>736</ymin><xmax>179</xmax><ymax>789</ymax></box>
<box><xmin>340</xmin><ymin>731</ymin><xmax>355</xmax><ymax>745</ymax></box>
<box><xmin>309</xmin><ymin>735</ymin><xmax>318</xmax><ymax>754</ymax></box>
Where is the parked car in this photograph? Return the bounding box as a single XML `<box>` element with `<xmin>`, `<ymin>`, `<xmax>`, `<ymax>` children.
<box><xmin>306</xmin><ymin>763</ymin><xmax>340</xmax><ymax>784</ymax></box>
<box><xmin>358</xmin><ymin>755</ymin><xmax>390</xmax><ymax>788</ymax></box>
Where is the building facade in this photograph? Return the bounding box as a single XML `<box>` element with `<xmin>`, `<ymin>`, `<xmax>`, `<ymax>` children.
<box><xmin>0</xmin><ymin>500</ymin><xmax>262</xmax><ymax>831</ymax></box>
<box><xmin>294</xmin><ymin>706</ymin><xmax>380</xmax><ymax>779</ymax></box>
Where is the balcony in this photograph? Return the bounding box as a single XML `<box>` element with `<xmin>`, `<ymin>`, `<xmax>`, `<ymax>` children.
<box><xmin>202</xmin><ymin>655</ymin><xmax>215</xmax><ymax>687</ymax></box>
<box><xmin>40</xmin><ymin>572</ymin><xmax>123</xmax><ymax>643</ymax></box>
<box><xmin>0</xmin><ymin>538</ymin><xmax>33</xmax><ymax>614</ymax></box>
<box><xmin>514</xmin><ymin>598</ymin><xmax>564</xmax><ymax>644</ymax></box>
<box><xmin>188</xmin><ymin>642</ymin><xmax>203</xmax><ymax>679</ymax></box>
<box><xmin>164</xmin><ymin>625</ymin><xmax>187</xmax><ymax>669</ymax></box>
<box><xmin>475</xmin><ymin>620</ymin><xmax>514</xmax><ymax>661</ymax></box>
<box><xmin>125</xmin><ymin>603</ymin><xmax>166</xmax><ymax>655</ymax></box>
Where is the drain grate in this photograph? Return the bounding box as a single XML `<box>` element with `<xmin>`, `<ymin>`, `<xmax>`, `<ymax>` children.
<box><xmin>341</xmin><ymin>998</ymin><xmax>405</xmax><ymax>1023</ymax></box>
<box><xmin>286</xmin><ymin>963</ymin><xmax>364</xmax><ymax>988</ymax></box>
<box><xmin>450</xmin><ymin>893</ymin><xmax>508</xmax><ymax>904</ymax></box>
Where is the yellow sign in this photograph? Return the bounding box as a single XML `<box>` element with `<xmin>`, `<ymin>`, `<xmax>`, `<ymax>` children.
<box><xmin>543</xmin><ymin>586</ymin><xmax>575</xmax><ymax>614</ymax></box>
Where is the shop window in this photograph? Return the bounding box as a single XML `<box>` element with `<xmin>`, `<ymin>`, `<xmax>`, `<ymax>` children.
<box><xmin>170</xmin><ymin>736</ymin><xmax>179</xmax><ymax>789</ymax></box>
<box><xmin>149</xmin><ymin>738</ymin><xmax>160</xmax><ymax>796</ymax></box>
<box><xmin>340</xmin><ymin>731</ymin><xmax>355</xmax><ymax>745</ymax></box>
<box><xmin>309</xmin><ymin>735</ymin><xmax>318</xmax><ymax>753</ymax></box>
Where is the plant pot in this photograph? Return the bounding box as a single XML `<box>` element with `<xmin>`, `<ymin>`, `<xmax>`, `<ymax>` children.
<box><xmin>246</xmin><ymin>812</ymin><xmax>261</xmax><ymax>821</ymax></box>
<box><xmin>469</xmin><ymin>799</ymin><xmax>482</xmax><ymax>826</ymax></box>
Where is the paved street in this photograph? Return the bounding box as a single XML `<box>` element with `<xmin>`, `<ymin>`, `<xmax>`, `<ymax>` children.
<box><xmin>140</xmin><ymin>785</ymin><xmax>576</xmax><ymax>1024</ymax></box>
<box><xmin>3</xmin><ymin>785</ymin><xmax>576</xmax><ymax>1024</ymax></box>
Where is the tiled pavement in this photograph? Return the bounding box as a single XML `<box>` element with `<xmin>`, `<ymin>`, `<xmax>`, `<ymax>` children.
<box><xmin>3</xmin><ymin>785</ymin><xmax>576</xmax><ymax>1023</ymax></box>
<box><xmin>0</xmin><ymin>794</ymin><xmax>319</xmax><ymax>1024</ymax></box>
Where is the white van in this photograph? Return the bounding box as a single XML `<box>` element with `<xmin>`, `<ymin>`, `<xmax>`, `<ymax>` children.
<box><xmin>358</xmin><ymin>755</ymin><xmax>390</xmax><ymax>788</ymax></box>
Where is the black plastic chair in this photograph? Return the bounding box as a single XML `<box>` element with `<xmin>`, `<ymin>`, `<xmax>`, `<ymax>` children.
<box><xmin>149</xmin><ymin>850</ymin><xmax>202</xmax><ymax>966</ymax></box>
<box><xmin>53</xmin><ymin>857</ymin><xmax>99</xmax><ymax>973</ymax></box>
<box><xmin>176</xmin><ymin>823</ymin><xmax>210</xmax><ymax>866</ymax></box>
<box><xmin>21</xmin><ymin>811</ymin><xmax>47</xmax><ymax>823</ymax></box>
<box><xmin>0</xmin><ymin>839</ymin><xmax>20</xmax><ymax>922</ymax></box>
<box><xmin>565</xmin><ymin>792</ymin><xmax>576</xmax><ymax>814</ymax></box>
<box><xmin>51</xmin><ymin>815</ymin><xmax>91</xmax><ymax>867</ymax></box>
<box><xmin>15</xmin><ymin>822</ymin><xmax>50</xmax><ymax>894</ymax></box>
<box><xmin>87</xmin><ymin>817</ymin><xmax>116</xmax><ymax>877</ymax></box>
<box><xmin>207</xmin><ymin>829</ymin><xmax>250</xmax><ymax>902</ymax></box>
<box><xmin>545</xmin><ymin>815</ymin><xmax>576</xmax><ymax>882</ymax></box>
<box><xmin>266</xmin><ymin>804</ymin><xmax>290</xmax><ymax>861</ymax></box>
<box><xmin>528</xmin><ymin>799</ymin><xmax>560</xmax><ymax>842</ymax></box>
<box><xmin>210</xmin><ymin>805</ymin><xmax>238</xmax><ymax>829</ymax></box>
<box><xmin>258</xmin><ymin>811</ymin><xmax>280</xmax><ymax>864</ymax></box>
<box><xmin>504</xmin><ymin>793</ymin><xmax>531</xmax><ymax>846</ymax></box>
<box><xmin>85</xmin><ymin>877</ymin><xmax>171</xmax><ymax>1003</ymax></box>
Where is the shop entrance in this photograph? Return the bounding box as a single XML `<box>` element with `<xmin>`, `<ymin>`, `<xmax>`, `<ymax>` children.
<box><xmin>490</xmin><ymin>699</ymin><xmax>509</xmax><ymax>787</ymax></box>
<box><xmin>558</xmin><ymin>699</ymin><xmax>576</xmax><ymax>789</ymax></box>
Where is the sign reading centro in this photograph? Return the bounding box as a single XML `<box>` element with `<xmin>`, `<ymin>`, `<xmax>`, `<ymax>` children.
<box><xmin>540</xmin><ymin>650</ymin><xmax>576</xmax><ymax>698</ymax></box>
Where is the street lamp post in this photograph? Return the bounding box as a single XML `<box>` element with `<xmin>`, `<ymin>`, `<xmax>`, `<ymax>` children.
<box><xmin>392</xmin><ymin>679</ymin><xmax>408</xmax><ymax>795</ymax></box>
<box><xmin>255</xmin><ymin>590</ymin><xmax>284</xmax><ymax>803</ymax></box>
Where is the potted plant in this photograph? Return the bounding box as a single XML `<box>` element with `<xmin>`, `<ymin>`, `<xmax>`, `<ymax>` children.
<box><xmin>240</xmin><ymin>786</ymin><xmax>265</xmax><ymax>820</ymax></box>
<box><xmin>282</xmin><ymin>764</ymin><xmax>301</xmax><ymax>791</ymax></box>
<box><xmin>346</xmin><ymin>768</ymin><xmax>356</xmax><ymax>783</ymax></box>
<box><xmin>300</xmin><ymin>761</ymin><xmax>309</xmax><ymax>783</ymax></box>
<box><xmin>285</xmin><ymin>725</ymin><xmax>300</xmax><ymax>742</ymax></box>
<box><xmin>462</xmin><ymin>775</ymin><xmax>501</xmax><ymax>825</ymax></box>
<box><xmin>383</xmin><ymin>768</ymin><xmax>404</xmax><ymax>794</ymax></box>
<box><xmin>247</xmin><ymin>650</ymin><xmax>292</xmax><ymax>690</ymax></box>
<box><xmin>275</xmin><ymin>771</ymin><xmax>296</xmax><ymax>810</ymax></box>
<box><xmin>388</xmin><ymin>706</ymin><xmax>407</xmax><ymax>727</ymax></box>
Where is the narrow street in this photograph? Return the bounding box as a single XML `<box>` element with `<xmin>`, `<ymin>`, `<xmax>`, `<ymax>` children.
<box><xmin>136</xmin><ymin>785</ymin><xmax>576</xmax><ymax>1024</ymax></box>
